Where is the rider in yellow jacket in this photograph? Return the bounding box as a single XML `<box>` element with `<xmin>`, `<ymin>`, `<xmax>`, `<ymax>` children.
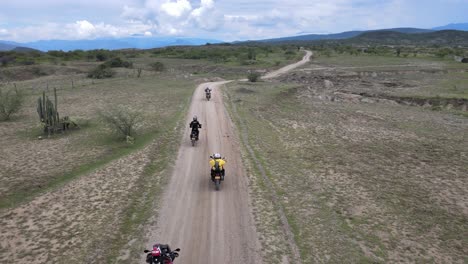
<box><xmin>209</xmin><ymin>153</ymin><xmax>226</xmax><ymax>180</ymax></box>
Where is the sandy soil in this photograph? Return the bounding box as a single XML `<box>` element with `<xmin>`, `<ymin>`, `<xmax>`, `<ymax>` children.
<box><xmin>0</xmin><ymin>138</ymin><xmax>157</xmax><ymax>263</ymax></box>
<box><xmin>0</xmin><ymin>76</ymin><xmax>193</xmax><ymax>263</ymax></box>
<box><xmin>225</xmin><ymin>54</ymin><xmax>467</xmax><ymax>263</ymax></box>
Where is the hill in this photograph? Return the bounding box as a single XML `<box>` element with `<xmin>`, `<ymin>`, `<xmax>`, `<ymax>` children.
<box><xmin>348</xmin><ymin>30</ymin><xmax>468</xmax><ymax>46</ymax></box>
<box><xmin>0</xmin><ymin>41</ymin><xmax>21</xmax><ymax>51</ymax></box>
<box><xmin>255</xmin><ymin>28</ymin><xmax>434</xmax><ymax>43</ymax></box>
<box><xmin>12</xmin><ymin>46</ymin><xmax>41</xmax><ymax>52</ymax></box>
<box><xmin>3</xmin><ymin>37</ymin><xmax>222</xmax><ymax>52</ymax></box>
<box><xmin>0</xmin><ymin>40</ymin><xmax>40</xmax><ymax>52</ymax></box>
<box><xmin>433</xmin><ymin>23</ymin><xmax>468</xmax><ymax>31</ymax></box>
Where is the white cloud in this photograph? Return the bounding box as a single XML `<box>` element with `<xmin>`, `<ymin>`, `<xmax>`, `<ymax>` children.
<box><xmin>160</xmin><ymin>0</ymin><xmax>192</xmax><ymax>17</ymax></box>
<box><xmin>189</xmin><ymin>0</ymin><xmax>222</xmax><ymax>31</ymax></box>
<box><xmin>1</xmin><ymin>0</ymin><xmax>468</xmax><ymax>42</ymax></box>
<box><xmin>122</xmin><ymin>5</ymin><xmax>150</xmax><ymax>21</ymax></box>
<box><xmin>144</xmin><ymin>31</ymin><xmax>152</xmax><ymax>36</ymax></box>
<box><xmin>2</xmin><ymin>20</ymin><xmax>154</xmax><ymax>42</ymax></box>
<box><xmin>74</xmin><ymin>20</ymin><xmax>96</xmax><ymax>38</ymax></box>
<box><xmin>120</xmin><ymin>0</ymin><xmax>222</xmax><ymax>35</ymax></box>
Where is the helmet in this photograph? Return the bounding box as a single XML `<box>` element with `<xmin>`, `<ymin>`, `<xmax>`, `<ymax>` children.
<box><xmin>193</xmin><ymin>116</ymin><xmax>197</xmax><ymax>121</ymax></box>
<box><xmin>151</xmin><ymin>245</ymin><xmax>161</xmax><ymax>257</ymax></box>
<box><xmin>214</xmin><ymin>153</ymin><xmax>221</xmax><ymax>159</ymax></box>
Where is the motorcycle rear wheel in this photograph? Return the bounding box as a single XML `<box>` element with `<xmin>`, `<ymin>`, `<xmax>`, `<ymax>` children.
<box><xmin>215</xmin><ymin>179</ymin><xmax>220</xmax><ymax>191</ymax></box>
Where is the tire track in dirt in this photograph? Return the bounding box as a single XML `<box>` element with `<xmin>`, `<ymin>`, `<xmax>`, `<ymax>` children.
<box><xmin>143</xmin><ymin>50</ymin><xmax>311</xmax><ymax>264</ymax></box>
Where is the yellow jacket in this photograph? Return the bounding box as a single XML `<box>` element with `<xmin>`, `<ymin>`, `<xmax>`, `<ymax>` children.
<box><xmin>209</xmin><ymin>158</ymin><xmax>226</xmax><ymax>170</ymax></box>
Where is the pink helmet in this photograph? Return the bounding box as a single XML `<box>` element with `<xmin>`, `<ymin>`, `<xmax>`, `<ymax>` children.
<box><xmin>151</xmin><ymin>245</ymin><xmax>161</xmax><ymax>257</ymax></box>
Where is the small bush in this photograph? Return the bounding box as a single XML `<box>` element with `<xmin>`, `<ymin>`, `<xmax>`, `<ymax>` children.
<box><xmin>247</xmin><ymin>49</ymin><xmax>257</xmax><ymax>60</ymax></box>
<box><xmin>0</xmin><ymin>87</ymin><xmax>24</xmax><ymax>121</ymax></box>
<box><xmin>87</xmin><ymin>65</ymin><xmax>115</xmax><ymax>79</ymax></box>
<box><xmin>100</xmin><ymin>106</ymin><xmax>143</xmax><ymax>141</ymax></box>
<box><xmin>247</xmin><ymin>72</ymin><xmax>260</xmax><ymax>82</ymax></box>
<box><xmin>104</xmin><ymin>57</ymin><xmax>133</xmax><ymax>68</ymax></box>
<box><xmin>96</xmin><ymin>52</ymin><xmax>108</xmax><ymax>61</ymax></box>
<box><xmin>150</xmin><ymin>61</ymin><xmax>165</xmax><ymax>72</ymax></box>
<box><xmin>31</xmin><ymin>66</ymin><xmax>48</xmax><ymax>76</ymax></box>
<box><xmin>0</xmin><ymin>56</ymin><xmax>15</xmax><ymax>67</ymax></box>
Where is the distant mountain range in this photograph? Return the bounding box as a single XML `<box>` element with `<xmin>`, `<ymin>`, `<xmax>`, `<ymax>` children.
<box><xmin>0</xmin><ymin>37</ymin><xmax>221</xmax><ymax>52</ymax></box>
<box><xmin>252</xmin><ymin>29</ymin><xmax>468</xmax><ymax>46</ymax></box>
<box><xmin>346</xmin><ymin>30</ymin><xmax>468</xmax><ymax>46</ymax></box>
<box><xmin>1</xmin><ymin>23</ymin><xmax>467</xmax><ymax>51</ymax></box>
<box><xmin>252</xmin><ymin>23</ymin><xmax>468</xmax><ymax>43</ymax></box>
<box><xmin>432</xmin><ymin>23</ymin><xmax>468</xmax><ymax>31</ymax></box>
<box><xmin>255</xmin><ymin>28</ymin><xmax>434</xmax><ymax>43</ymax></box>
<box><xmin>0</xmin><ymin>41</ymin><xmax>20</xmax><ymax>51</ymax></box>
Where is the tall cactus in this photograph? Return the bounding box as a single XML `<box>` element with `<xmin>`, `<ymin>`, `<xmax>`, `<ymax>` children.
<box><xmin>37</xmin><ymin>88</ymin><xmax>60</xmax><ymax>134</ymax></box>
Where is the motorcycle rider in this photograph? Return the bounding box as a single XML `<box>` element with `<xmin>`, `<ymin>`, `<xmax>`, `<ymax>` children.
<box><xmin>205</xmin><ymin>87</ymin><xmax>211</xmax><ymax>94</ymax></box>
<box><xmin>145</xmin><ymin>243</ymin><xmax>177</xmax><ymax>263</ymax></box>
<box><xmin>189</xmin><ymin>116</ymin><xmax>201</xmax><ymax>140</ymax></box>
<box><xmin>209</xmin><ymin>153</ymin><xmax>226</xmax><ymax>180</ymax></box>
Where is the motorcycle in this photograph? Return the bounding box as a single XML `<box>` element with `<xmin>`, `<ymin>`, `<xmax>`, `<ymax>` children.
<box><xmin>190</xmin><ymin>130</ymin><xmax>199</xmax><ymax>146</ymax></box>
<box><xmin>206</xmin><ymin>91</ymin><xmax>211</xmax><ymax>101</ymax></box>
<box><xmin>144</xmin><ymin>246</ymin><xmax>180</xmax><ymax>264</ymax></box>
<box><xmin>210</xmin><ymin>155</ymin><xmax>226</xmax><ymax>191</ymax></box>
<box><xmin>212</xmin><ymin>170</ymin><xmax>223</xmax><ymax>191</ymax></box>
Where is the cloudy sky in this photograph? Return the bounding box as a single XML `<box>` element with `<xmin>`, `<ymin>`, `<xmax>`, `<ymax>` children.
<box><xmin>0</xmin><ymin>0</ymin><xmax>467</xmax><ymax>42</ymax></box>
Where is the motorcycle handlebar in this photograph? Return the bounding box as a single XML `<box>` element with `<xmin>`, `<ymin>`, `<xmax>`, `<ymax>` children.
<box><xmin>144</xmin><ymin>248</ymin><xmax>180</xmax><ymax>254</ymax></box>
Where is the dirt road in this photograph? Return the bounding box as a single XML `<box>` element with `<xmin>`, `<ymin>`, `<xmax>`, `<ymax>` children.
<box><xmin>143</xmin><ymin>81</ymin><xmax>260</xmax><ymax>263</ymax></box>
<box><xmin>144</xmin><ymin>51</ymin><xmax>311</xmax><ymax>263</ymax></box>
<box><xmin>262</xmin><ymin>50</ymin><xmax>312</xmax><ymax>79</ymax></box>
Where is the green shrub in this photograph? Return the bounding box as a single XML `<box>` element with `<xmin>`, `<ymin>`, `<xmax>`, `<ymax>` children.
<box><xmin>96</xmin><ymin>52</ymin><xmax>108</xmax><ymax>61</ymax></box>
<box><xmin>87</xmin><ymin>65</ymin><xmax>115</xmax><ymax>79</ymax></box>
<box><xmin>0</xmin><ymin>87</ymin><xmax>24</xmax><ymax>121</ymax></box>
<box><xmin>247</xmin><ymin>72</ymin><xmax>260</xmax><ymax>82</ymax></box>
<box><xmin>104</xmin><ymin>57</ymin><xmax>133</xmax><ymax>68</ymax></box>
<box><xmin>150</xmin><ymin>61</ymin><xmax>165</xmax><ymax>72</ymax></box>
<box><xmin>31</xmin><ymin>66</ymin><xmax>48</xmax><ymax>76</ymax></box>
<box><xmin>248</xmin><ymin>48</ymin><xmax>257</xmax><ymax>60</ymax></box>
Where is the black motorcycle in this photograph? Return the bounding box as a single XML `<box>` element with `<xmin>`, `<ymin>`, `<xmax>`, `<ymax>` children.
<box><xmin>212</xmin><ymin>170</ymin><xmax>223</xmax><ymax>190</ymax></box>
<box><xmin>190</xmin><ymin>129</ymin><xmax>199</xmax><ymax>146</ymax></box>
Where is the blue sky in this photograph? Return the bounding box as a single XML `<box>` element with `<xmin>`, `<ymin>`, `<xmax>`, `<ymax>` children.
<box><xmin>0</xmin><ymin>0</ymin><xmax>467</xmax><ymax>42</ymax></box>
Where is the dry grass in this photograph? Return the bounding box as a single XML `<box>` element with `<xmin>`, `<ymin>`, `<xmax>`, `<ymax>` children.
<box><xmin>0</xmin><ymin>65</ymin><xmax>194</xmax><ymax>263</ymax></box>
<box><xmin>224</xmin><ymin>55</ymin><xmax>468</xmax><ymax>263</ymax></box>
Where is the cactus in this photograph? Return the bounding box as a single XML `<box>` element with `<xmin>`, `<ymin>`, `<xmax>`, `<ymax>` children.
<box><xmin>37</xmin><ymin>88</ymin><xmax>61</xmax><ymax>135</ymax></box>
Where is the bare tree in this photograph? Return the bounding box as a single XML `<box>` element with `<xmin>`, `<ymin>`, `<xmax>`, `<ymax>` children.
<box><xmin>100</xmin><ymin>106</ymin><xmax>143</xmax><ymax>142</ymax></box>
<box><xmin>0</xmin><ymin>87</ymin><xmax>24</xmax><ymax>121</ymax></box>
